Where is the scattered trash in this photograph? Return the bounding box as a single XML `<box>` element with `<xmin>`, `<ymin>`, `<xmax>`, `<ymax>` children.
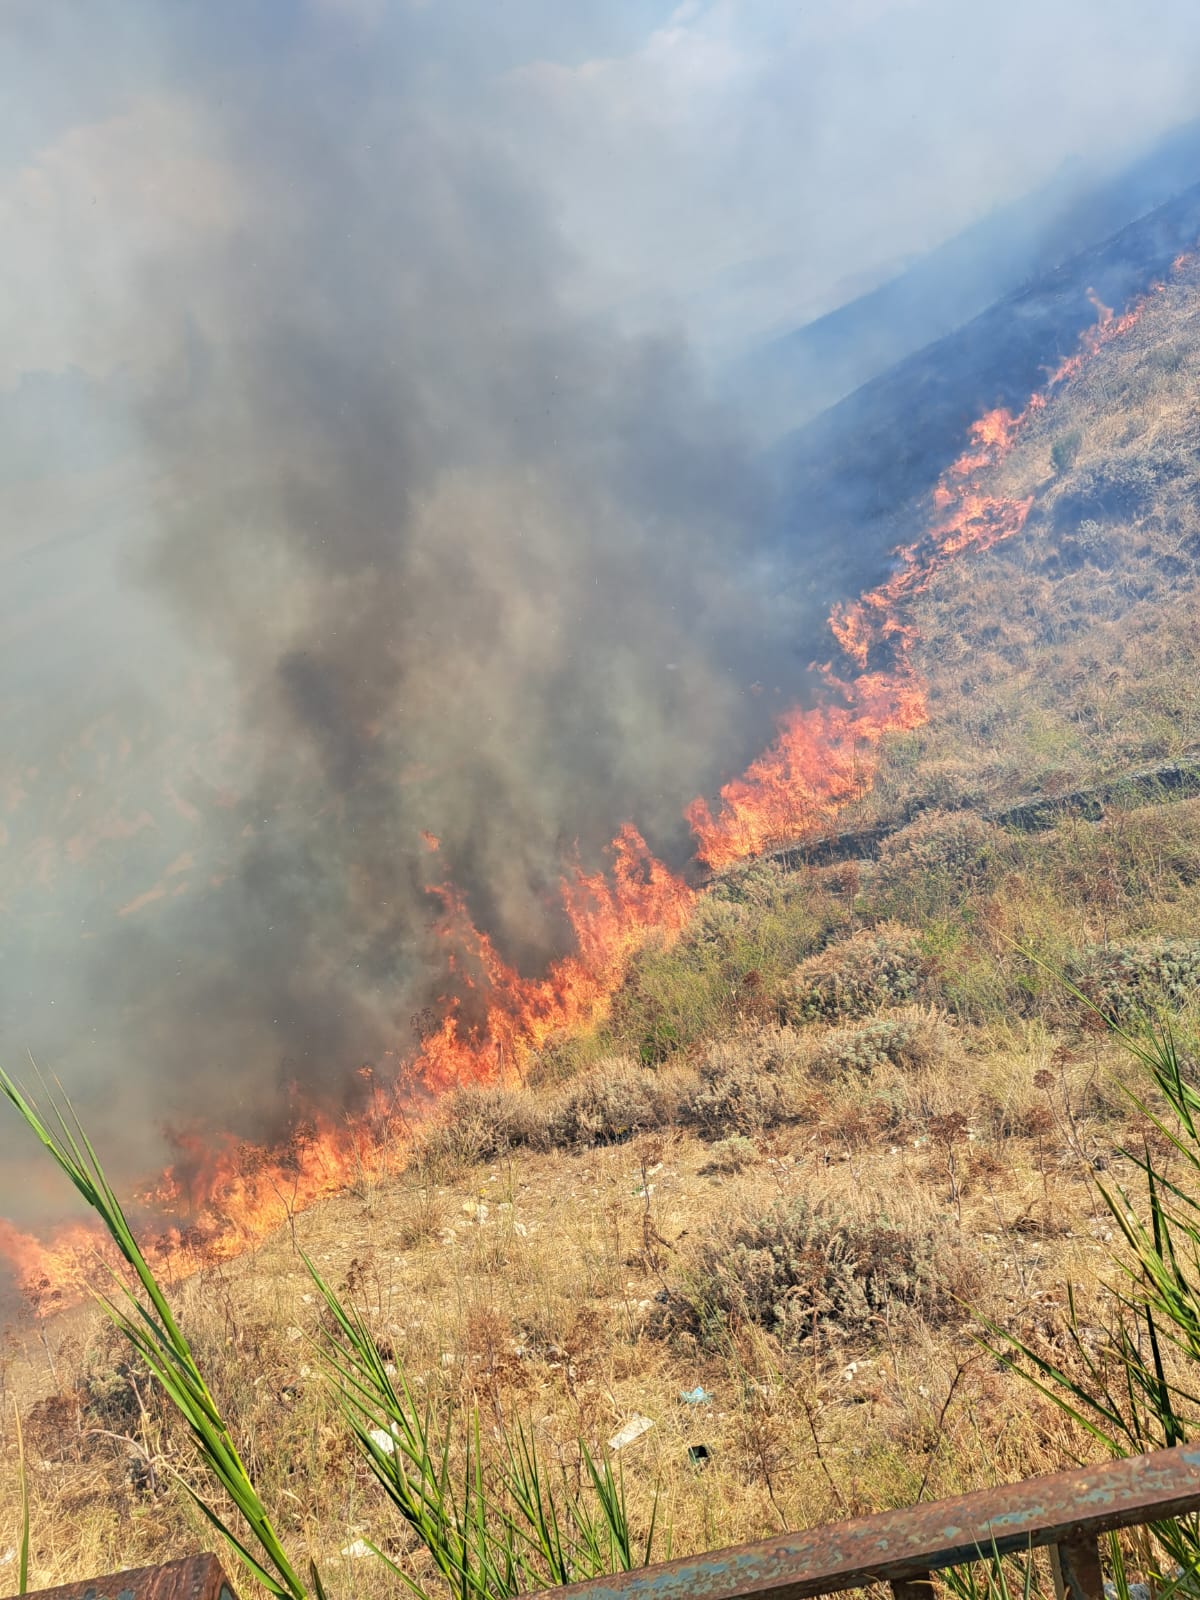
<box><xmin>687</xmin><ymin>1444</ymin><xmax>711</xmax><ymax>1467</ymax></box>
<box><xmin>340</xmin><ymin>1539</ymin><xmax>375</xmax><ymax>1560</ymax></box>
<box><xmin>679</xmin><ymin>1386</ymin><xmax>713</xmax><ymax>1405</ymax></box>
<box><xmin>368</xmin><ymin>1427</ymin><xmax>397</xmax><ymax>1456</ymax></box>
<box><xmin>608</xmin><ymin>1414</ymin><xmax>654</xmax><ymax>1451</ymax></box>
<box><xmin>633</xmin><ymin>1184</ymin><xmax>656</xmax><ymax>1200</ymax></box>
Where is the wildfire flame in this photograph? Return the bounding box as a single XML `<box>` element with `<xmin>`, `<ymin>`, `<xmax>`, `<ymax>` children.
<box><xmin>1</xmin><ymin>259</ymin><xmax>1185</xmax><ymax>1311</ymax></box>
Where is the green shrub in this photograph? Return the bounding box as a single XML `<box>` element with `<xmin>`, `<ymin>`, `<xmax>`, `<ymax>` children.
<box><xmin>686</xmin><ymin>1198</ymin><xmax>973</xmax><ymax>1348</ymax></box>
<box><xmin>783</xmin><ymin>923</ymin><xmax>930</xmax><ymax>1022</ymax></box>
<box><xmin>600</xmin><ymin>867</ymin><xmax>845</xmax><ymax>1063</ymax></box>
<box><xmin>706</xmin><ymin>858</ymin><xmax>790</xmax><ymax>908</ymax></box>
<box><xmin>874</xmin><ymin>810</ymin><xmax>998</xmax><ymax>917</ymax></box>
<box><xmin>1050</xmin><ymin>429</ymin><xmax>1082</xmax><ymax>474</ymax></box>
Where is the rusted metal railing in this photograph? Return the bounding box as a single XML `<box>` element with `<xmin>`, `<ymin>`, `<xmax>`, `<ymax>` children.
<box><xmin>12</xmin><ymin>1444</ymin><xmax>1200</xmax><ymax>1600</ymax></box>
<box><xmin>15</xmin><ymin>1554</ymin><xmax>237</xmax><ymax>1600</ymax></box>
<box><xmin>526</xmin><ymin>1443</ymin><xmax>1200</xmax><ymax>1600</ymax></box>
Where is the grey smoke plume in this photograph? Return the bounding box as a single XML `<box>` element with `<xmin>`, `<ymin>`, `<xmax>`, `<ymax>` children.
<box><xmin>3</xmin><ymin>0</ymin><xmax>1200</xmax><ymax>1224</ymax></box>
<box><xmin>0</xmin><ymin>8</ymin><xmax>817</xmax><ymax>1208</ymax></box>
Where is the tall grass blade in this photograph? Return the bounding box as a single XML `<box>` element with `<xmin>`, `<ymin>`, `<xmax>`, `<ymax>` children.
<box><xmin>13</xmin><ymin>1396</ymin><xmax>30</xmax><ymax>1596</ymax></box>
<box><xmin>987</xmin><ymin>979</ymin><xmax>1200</xmax><ymax>1583</ymax></box>
<box><xmin>0</xmin><ymin>1065</ymin><xmax>310</xmax><ymax>1600</ymax></box>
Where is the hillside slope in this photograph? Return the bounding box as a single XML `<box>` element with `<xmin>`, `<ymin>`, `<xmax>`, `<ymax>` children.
<box><xmin>771</xmin><ymin>177</ymin><xmax>1200</xmax><ymax>616</ymax></box>
<box><xmin>3</xmin><ymin>260</ymin><xmax>1200</xmax><ymax>1597</ymax></box>
<box><xmin>740</xmin><ymin>115</ymin><xmax>1200</xmax><ymax>431</ymax></box>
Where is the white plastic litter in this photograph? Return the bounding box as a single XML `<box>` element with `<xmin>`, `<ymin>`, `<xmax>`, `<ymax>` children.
<box><xmin>608</xmin><ymin>1414</ymin><xmax>654</xmax><ymax>1451</ymax></box>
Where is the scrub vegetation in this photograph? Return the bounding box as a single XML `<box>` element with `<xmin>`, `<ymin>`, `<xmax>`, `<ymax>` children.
<box><xmin>4</xmin><ymin>241</ymin><xmax>1200</xmax><ymax>1600</ymax></box>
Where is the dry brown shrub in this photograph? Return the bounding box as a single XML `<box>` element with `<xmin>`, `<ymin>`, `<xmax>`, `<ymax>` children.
<box><xmin>395</xmin><ymin>1184</ymin><xmax>448</xmax><ymax>1247</ymax></box>
<box><xmin>700</xmin><ymin>1134</ymin><xmax>759</xmax><ymax>1173</ymax></box>
<box><xmin>672</xmin><ymin>1196</ymin><xmax>980</xmax><ymax>1350</ymax></box>
<box><xmin>545</xmin><ymin>1056</ymin><xmax>690</xmax><ymax>1146</ymax></box>
<box><xmin>414</xmin><ymin>1084</ymin><xmax>552</xmax><ymax>1173</ymax></box>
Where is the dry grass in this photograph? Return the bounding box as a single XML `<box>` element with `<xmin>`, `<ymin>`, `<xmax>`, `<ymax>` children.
<box><xmin>845</xmin><ymin>262</ymin><xmax>1200</xmax><ymax>835</ymax></box>
<box><xmin>4</xmin><ymin>259</ymin><xmax>1200</xmax><ymax>1599</ymax></box>
<box><xmin>0</xmin><ymin>1009</ymin><xmax>1144</xmax><ymax>1592</ymax></box>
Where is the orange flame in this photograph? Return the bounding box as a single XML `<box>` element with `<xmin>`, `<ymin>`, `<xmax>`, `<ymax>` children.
<box><xmin>416</xmin><ymin>824</ymin><xmax>695</xmax><ymax>1092</ymax></box>
<box><xmin>1</xmin><ymin>258</ymin><xmax>1185</xmax><ymax>1312</ymax></box>
<box><xmin>685</xmin><ymin>261</ymin><xmax>1181</xmax><ymax>868</ymax></box>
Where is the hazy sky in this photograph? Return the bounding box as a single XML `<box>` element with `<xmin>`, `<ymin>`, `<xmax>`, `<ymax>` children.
<box><xmin>1</xmin><ymin>0</ymin><xmax>1199</xmax><ymax>1211</ymax></box>
<box><xmin>4</xmin><ymin>0</ymin><xmax>1200</xmax><ymax>380</ymax></box>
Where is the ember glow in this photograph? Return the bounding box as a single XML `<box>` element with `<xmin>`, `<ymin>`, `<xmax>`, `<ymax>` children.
<box><xmin>0</xmin><ymin>266</ymin><xmax>1184</xmax><ymax>1312</ymax></box>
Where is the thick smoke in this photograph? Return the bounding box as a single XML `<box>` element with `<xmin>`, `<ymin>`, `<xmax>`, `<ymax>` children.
<box><xmin>3</xmin><ymin>0</ymin><xmax>1200</xmax><ymax>1222</ymax></box>
<box><xmin>0</xmin><ymin>11</ymin><xmax>820</xmax><ymax>1205</ymax></box>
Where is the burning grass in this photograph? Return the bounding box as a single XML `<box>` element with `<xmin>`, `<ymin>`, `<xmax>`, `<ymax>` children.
<box><xmin>5</xmin><ymin>242</ymin><xmax>1196</xmax><ymax>1303</ymax></box>
<box><xmin>4</xmin><ymin>224</ymin><xmax>1200</xmax><ymax>1598</ymax></box>
<box><xmin>1</xmin><ymin>985</ymin><xmax>1192</xmax><ymax>1598</ymax></box>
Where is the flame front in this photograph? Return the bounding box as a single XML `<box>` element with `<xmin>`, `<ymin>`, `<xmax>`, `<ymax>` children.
<box><xmin>0</xmin><ymin>263</ymin><xmax>1181</xmax><ymax>1309</ymax></box>
<box><xmin>417</xmin><ymin>824</ymin><xmax>696</xmax><ymax>1093</ymax></box>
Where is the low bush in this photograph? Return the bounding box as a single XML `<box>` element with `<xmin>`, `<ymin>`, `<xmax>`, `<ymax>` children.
<box><xmin>810</xmin><ymin>1006</ymin><xmax>951</xmax><ymax>1079</ymax></box>
<box><xmin>417</xmin><ymin>1058</ymin><xmax>696</xmax><ymax>1170</ymax></box>
<box><xmin>782</xmin><ymin>924</ymin><xmax>930</xmax><ymax>1022</ymax></box>
<box><xmin>685</xmin><ymin>1026</ymin><xmax>806</xmax><ymax>1136</ymax></box>
<box><xmin>1072</xmin><ymin>938</ymin><xmax>1200</xmax><ymax>1021</ymax></box>
<box><xmin>683</xmin><ymin>1197</ymin><xmax>974</xmax><ymax>1349</ymax></box>
<box><xmin>700</xmin><ymin>1134</ymin><xmax>758</xmax><ymax>1173</ymax></box>
<box><xmin>874</xmin><ymin>810</ymin><xmax>999</xmax><ymax>917</ymax></box>
<box><xmin>1050</xmin><ymin>429</ymin><xmax>1083</xmax><ymax>475</ymax></box>
<box><xmin>415</xmin><ymin>1084</ymin><xmax>551</xmax><ymax>1172</ymax></box>
<box><xmin>546</xmin><ymin>1057</ymin><xmax>687</xmax><ymax>1145</ymax></box>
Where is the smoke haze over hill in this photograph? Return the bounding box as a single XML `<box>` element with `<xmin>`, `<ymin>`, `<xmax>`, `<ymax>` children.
<box><xmin>2</xmin><ymin>0</ymin><xmax>1200</xmax><ymax>1218</ymax></box>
